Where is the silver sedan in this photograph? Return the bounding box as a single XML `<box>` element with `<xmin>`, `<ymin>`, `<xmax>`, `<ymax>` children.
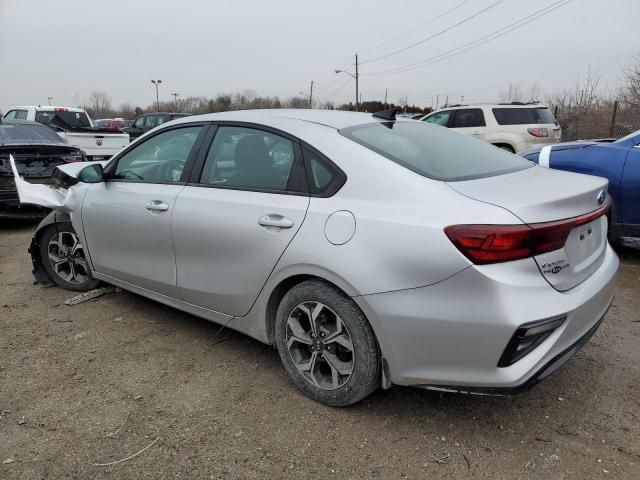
<box><xmin>13</xmin><ymin>109</ymin><xmax>618</xmax><ymax>406</ymax></box>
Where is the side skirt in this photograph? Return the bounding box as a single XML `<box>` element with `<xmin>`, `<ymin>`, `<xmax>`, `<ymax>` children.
<box><xmin>92</xmin><ymin>272</ymin><xmax>270</xmax><ymax>344</ymax></box>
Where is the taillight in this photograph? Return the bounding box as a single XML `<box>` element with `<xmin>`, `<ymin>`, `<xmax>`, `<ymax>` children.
<box><xmin>54</xmin><ymin>107</ymin><xmax>69</xmax><ymax>112</ymax></box>
<box><xmin>445</xmin><ymin>200</ymin><xmax>611</xmax><ymax>265</ymax></box>
<box><xmin>527</xmin><ymin>127</ymin><xmax>549</xmax><ymax>138</ymax></box>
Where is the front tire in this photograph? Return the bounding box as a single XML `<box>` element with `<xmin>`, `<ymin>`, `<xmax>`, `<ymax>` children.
<box><xmin>275</xmin><ymin>280</ymin><xmax>380</xmax><ymax>406</ymax></box>
<box><xmin>39</xmin><ymin>223</ymin><xmax>100</xmax><ymax>292</ymax></box>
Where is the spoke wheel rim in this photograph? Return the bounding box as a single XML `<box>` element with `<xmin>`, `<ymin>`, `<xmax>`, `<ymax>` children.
<box><xmin>286</xmin><ymin>301</ymin><xmax>355</xmax><ymax>391</ymax></box>
<box><xmin>47</xmin><ymin>231</ymin><xmax>90</xmax><ymax>285</ymax></box>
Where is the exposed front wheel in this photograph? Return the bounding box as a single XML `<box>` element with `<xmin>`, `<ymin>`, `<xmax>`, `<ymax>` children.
<box><xmin>275</xmin><ymin>280</ymin><xmax>381</xmax><ymax>406</ymax></box>
<box><xmin>39</xmin><ymin>223</ymin><xmax>100</xmax><ymax>292</ymax></box>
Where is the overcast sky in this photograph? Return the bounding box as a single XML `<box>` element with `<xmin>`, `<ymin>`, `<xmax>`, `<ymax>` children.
<box><xmin>1</xmin><ymin>0</ymin><xmax>638</xmax><ymax>111</ymax></box>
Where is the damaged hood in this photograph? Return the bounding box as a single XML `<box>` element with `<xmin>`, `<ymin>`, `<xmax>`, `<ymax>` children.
<box><xmin>9</xmin><ymin>155</ymin><xmax>107</xmax><ymax>212</ymax></box>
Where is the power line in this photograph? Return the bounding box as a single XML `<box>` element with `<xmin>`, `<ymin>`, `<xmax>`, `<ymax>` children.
<box><xmin>356</xmin><ymin>0</ymin><xmax>475</xmax><ymax>55</ymax></box>
<box><xmin>362</xmin><ymin>0</ymin><xmax>572</xmax><ymax>76</ymax></box>
<box><xmin>359</xmin><ymin>0</ymin><xmax>507</xmax><ymax>65</ymax></box>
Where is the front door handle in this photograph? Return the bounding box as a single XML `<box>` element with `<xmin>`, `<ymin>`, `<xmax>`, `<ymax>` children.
<box><xmin>145</xmin><ymin>200</ymin><xmax>169</xmax><ymax>212</ymax></box>
<box><xmin>258</xmin><ymin>214</ymin><xmax>294</xmax><ymax>229</ymax></box>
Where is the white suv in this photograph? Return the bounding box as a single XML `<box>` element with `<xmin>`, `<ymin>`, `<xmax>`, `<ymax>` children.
<box><xmin>419</xmin><ymin>103</ymin><xmax>561</xmax><ymax>153</ymax></box>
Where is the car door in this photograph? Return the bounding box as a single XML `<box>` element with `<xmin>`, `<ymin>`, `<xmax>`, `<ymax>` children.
<box><xmin>171</xmin><ymin>124</ymin><xmax>310</xmax><ymax>316</ymax></box>
<box><xmin>450</xmin><ymin>108</ymin><xmax>486</xmax><ymax>140</ymax></box>
<box><xmin>127</xmin><ymin>115</ymin><xmax>146</xmax><ymax>138</ymax></box>
<box><xmin>620</xmin><ymin>141</ymin><xmax>640</xmax><ymax>228</ymax></box>
<box><xmin>81</xmin><ymin>124</ymin><xmax>208</xmax><ymax>297</ymax></box>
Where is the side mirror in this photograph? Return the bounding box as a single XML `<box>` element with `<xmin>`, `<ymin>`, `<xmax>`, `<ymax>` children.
<box><xmin>78</xmin><ymin>164</ymin><xmax>104</xmax><ymax>183</ymax></box>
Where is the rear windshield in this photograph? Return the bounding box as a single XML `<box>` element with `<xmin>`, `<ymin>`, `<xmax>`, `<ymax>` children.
<box><xmin>35</xmin><ymin>110</ymin><xmax>92</xmax><ymax>129</ymax></box>
<box><xmin>492</xmin><ymin>107</ymin><xmax>556</xmax><ymax>125</ymax></box>
<box><xmin>0</xmin><ymin>122</ymin><xmax>62</xmax><ymax>145</ymax></box>
<box><xmin>339</xmin><ymin>121</ymin><xmax>533</xmax><ymax>182</ymax></box>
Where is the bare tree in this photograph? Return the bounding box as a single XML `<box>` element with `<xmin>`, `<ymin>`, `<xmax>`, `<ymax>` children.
<box><xmin>86</xmin><ymin>91</ymin><xmax>113</xmax><ymax>118</ymax></box>
<box><xmin>620</xmin><ymin>53</ymin><xmax>640</xmax><ymax>107</ymax></box>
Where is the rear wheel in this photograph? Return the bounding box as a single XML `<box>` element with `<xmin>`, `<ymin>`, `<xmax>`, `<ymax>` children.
<box><xmin>39</xmin><ymin>223</ymin><xmax>100</xmax><ymax>292</ymax></box>
<box><xmin>275</xmin><ymin>280</ymin><xmax>380</xmax><ymax>406</ymax></box>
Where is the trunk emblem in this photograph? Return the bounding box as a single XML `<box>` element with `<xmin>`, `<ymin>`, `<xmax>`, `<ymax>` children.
<box><xmin>596</xmin><ymin>190</ymin><xmax>606</xmax><ymax>206</ymax></box>
<box><xmin>96</xmin><ymin>139</ymin><xmax>103</xmax><ymax>146</ymax></box>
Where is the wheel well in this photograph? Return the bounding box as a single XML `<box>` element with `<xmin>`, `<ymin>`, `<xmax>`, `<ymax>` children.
<box><xmin>265</xmin><ymin>274</ymin><xmax>349</xmax><ymax>345</ymax></box>
<box><xmin>492</xmin><ymin>143</ymin><xmax>515</xmax><ymax>153</ymax></box>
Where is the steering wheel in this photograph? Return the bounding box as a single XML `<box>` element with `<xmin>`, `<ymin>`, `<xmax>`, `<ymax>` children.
<box><xmin>158</xmin><ymin>159</ymin><xmax>185</xmax><ymax>182</ymax></box>
<box><xmin>120</xmin><ymin>169</ymin><xmax>144</xmax><ymax>180</ymax></box>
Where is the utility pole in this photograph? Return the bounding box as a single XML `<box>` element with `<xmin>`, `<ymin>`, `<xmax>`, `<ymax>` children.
<box><xmin>508</xmin><ymin>83</ymin><xmax>512</xmax><ymax>103</ymax></box>
<box><xmin>384</xmin><ymin>88</ymin><xmax>388</xmax><ymax>108</ymax></box>
<box><xmin>171</xmin><ymin>92</ymin><xmax>180</xmax><ymax>112</ymax></box>
<box><xmin>355</xmin><ymin>54</ymin><xmax>359</xmax><ymax>111</ymax></box>
<box><xmin>444</xmin><ymin>94</ymin><xmax>449</xmax><ymax>107</ymax></box>
<box><xmin>47</xmin><ymin>97</ymin><xmax>52</xmax><ymax>106</ymax></box>
<box><xmin>309</xmin><ymin>81</ymin><xmax>314</xmax><ymax>109</ymax></box>
<box><xmin>436</xmin><ymin>94</ymin><xmax>439</xmax><ymax>110</ymax></box>
<box><xmin>151</xmin><ymin>79</ymin><xmax>162</xmax><ymax>111</ymax></box>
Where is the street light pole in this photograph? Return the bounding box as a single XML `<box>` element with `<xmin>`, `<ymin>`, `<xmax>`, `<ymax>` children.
<box><xmin>309</xmin><ymin>80</ymin><xmax>314</xmax><ymax>109</ymax></box>
<box><xmin>151</xmin><ymin>80</ymin><xmax>162</xmax><ymax>111</ymax></box>
<box><xmin>171</xmin><ymin>92</ymin><xmax>180</xmax><ymax>112</ymax></box>
<box><xmin>335</xmin><ymin>53</ymin><xmax>359</xmax><ymax>111</ymax></box>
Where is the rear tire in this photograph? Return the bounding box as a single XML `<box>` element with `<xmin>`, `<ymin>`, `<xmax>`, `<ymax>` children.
<box><xmin>275</xmin><ymin>280</ymin><xmax>381</xmax><ymax>407</ymax></box>
<box><xmin>39</xmin><ymin>223</ymin><xmax>100</xmax><ymax>292</ymax></box>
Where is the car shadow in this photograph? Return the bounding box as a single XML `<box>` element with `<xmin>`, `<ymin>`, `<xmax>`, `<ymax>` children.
<box><xmin>614</xmin><ymin>237</ymin><xmax>640</xmax><ymax>266</ymax></box>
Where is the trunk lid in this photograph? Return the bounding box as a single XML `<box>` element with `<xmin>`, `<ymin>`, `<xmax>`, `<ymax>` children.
<box><xmin>447</xmin><ymin>165</ymin><xmax>610</xmax><ymax>291</ymax></box>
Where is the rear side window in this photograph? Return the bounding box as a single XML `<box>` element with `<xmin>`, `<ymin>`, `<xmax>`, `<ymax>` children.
<box><xmin>453</xmin><ymin>109</ymin><xmax>485</xmax><ymax>128</ymax></box>
<box><xmin>492</xmin><ymin>107</ymin><xmax>556</xmax><ymax>125</ymax></box>
<box><xmin>301</xmin><ymin>145</ymin><xmax>345</xmax><ymax>195</ymax></box>
<box><xmin>339</xmin><ymin>121</ymin><xmax>533</xmax><ymax>182</ymax></box>
<box><xmin>199</xmin><ymin>126</ymin><xmax>298</xmax><ymax>192</ymax></box>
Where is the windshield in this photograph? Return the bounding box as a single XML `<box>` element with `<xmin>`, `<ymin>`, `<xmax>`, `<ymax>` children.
<box><xmin>0</xmin><ymin>122</ymin><xmax>63</xmax><ymax>145</ymax></box>
<box><xmin>615</xmin><ymin>130</ymin><xmax>640</xmax><ymax>143</ymax></box>
<box><xmin>339</xmin><ymin>121</ymin><xmax>533</xmax><ymax>182</ymax></box>
<box><xmin>35</xmin><ymin>110</ymin><xmax>92</xmax><ymax>129</ymax></box>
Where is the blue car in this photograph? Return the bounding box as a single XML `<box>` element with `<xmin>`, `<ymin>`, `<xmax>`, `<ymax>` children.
<box><xmin>520</xmin><ymin>131</ymin><xmax>640</xmax><ymax>241</ymax></box>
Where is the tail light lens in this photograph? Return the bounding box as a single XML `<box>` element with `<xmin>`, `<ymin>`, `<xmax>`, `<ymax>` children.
<box><xmin>445</xmin><ymin>200</ymin><xmax>611</xmax><ymax>265</ymax></box>
<box><xmin>527</xmin><ymin>127</ymin><xmax>549</xmax><ymax>138</ymax></box>
<box><xmin>54</xmin><ymin>107</ymin><xmax>69</xmax><ymax>112</ymax></box>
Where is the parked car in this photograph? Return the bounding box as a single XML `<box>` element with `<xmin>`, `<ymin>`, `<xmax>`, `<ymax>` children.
<box><xmin>419</xmin><ymin>103</ymin><xmax>562</xmax><ymax>152</ymax></box>
<box><xmin>124</xmin><ymin>112</ymin><xmax>190</xmax><ymax>140</ymax></box>
<box><xmin>12</xmin><ymin>109</ymin><xmax>617</xmax><ymax>406</ymax></box>
<box><xmin>3</xmin><ymin>106</ymin><xmax>129</xmax><ymax>160</ymax></box>
<box><xmin>0</xmin><ymin>118</ymin><xmax>86</xmax><ymax>217</ymax></box>
<box><xmin>520</xmin><ymin>130</ymin><xmax>640</xmax><ymax>242</ymax></box>
<box><xmin>93</xmin><ymin>118</ymin><xmax>128</xmax><ymax>132</ymax></box>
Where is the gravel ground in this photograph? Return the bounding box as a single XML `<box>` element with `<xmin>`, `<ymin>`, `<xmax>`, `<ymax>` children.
<box><xmin>1</xmin><ymin>221</ymin><xmax>639</xmax><ymax>479</ymax></box>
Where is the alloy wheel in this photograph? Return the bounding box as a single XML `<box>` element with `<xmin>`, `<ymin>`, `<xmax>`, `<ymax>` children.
<box><xmin>47</xmin><ymin>231</ymin><xmax>90</xmax><ymax>285</ymax></box>
<box><xmin>285</xmin><ymin>301</ymin><xmax>355</xmax><ymax>390</ymax></box>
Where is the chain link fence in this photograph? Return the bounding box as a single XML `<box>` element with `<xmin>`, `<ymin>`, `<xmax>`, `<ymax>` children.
<box><xmin>553</xmin><ymin>101</ymin><xmax>640</xmax><ymax>141</ymax></box>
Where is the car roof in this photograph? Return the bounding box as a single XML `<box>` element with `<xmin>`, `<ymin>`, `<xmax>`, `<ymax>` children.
<box><xmin>171</xmin><ymin>109</ymin><xmax>398</xmax><ymax>130</ymax></box>
<box><xmin>430</xmin><ymin>103</ymin><xmax>550</xmax><ymax>112</ymax></box>
<box><xmin>9</xmin><ymin>105</ymin><xmax>86</xmax><ymax>113</ymax></box>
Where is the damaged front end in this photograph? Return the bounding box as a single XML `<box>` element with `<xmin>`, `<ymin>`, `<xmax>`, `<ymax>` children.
<box><xmin>9</xmin><ymin>155</ymin><xmax>108</xmax><ymax>285</ymax></box>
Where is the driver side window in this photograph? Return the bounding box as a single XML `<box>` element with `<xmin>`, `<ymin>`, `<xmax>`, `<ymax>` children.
<box><xmin>113</xmin><ymin>126</ymin><xmax>202</xmax><ymax>183</ymax></box>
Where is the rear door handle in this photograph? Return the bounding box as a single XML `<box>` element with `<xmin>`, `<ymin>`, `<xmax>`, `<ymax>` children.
<box><xmin>258</xmin><ymin>214</ymin><xmax>294</xmax><ymax>229</ymax></box>
<box><xmin>145</xmin><ymin>200</ymin><xmax>169</xmax><ymax>212</ymax></box>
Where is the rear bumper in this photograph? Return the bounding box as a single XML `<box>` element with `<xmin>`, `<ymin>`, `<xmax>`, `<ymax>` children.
<box><xmin>354</xmin><ymin>244</ymin><xmax>618</xmax><ymax>390</ymax></box>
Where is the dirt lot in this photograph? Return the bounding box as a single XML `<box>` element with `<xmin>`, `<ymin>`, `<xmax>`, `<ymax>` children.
<box><xmin>1</xmin><ymin>221</ymin><xmax>639</xmax><ymax>479</ymax></box>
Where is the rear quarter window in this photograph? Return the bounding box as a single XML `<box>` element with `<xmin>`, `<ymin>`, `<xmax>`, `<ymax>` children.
<box><xmin>492</xmin><ymin>108</ymin><xmax>556</xmax><ymax>125</ymax></box>
<box><xmin>339</xmin><ymin>121</ymin><xmax>533</xmax><ymax>182</ymax></box>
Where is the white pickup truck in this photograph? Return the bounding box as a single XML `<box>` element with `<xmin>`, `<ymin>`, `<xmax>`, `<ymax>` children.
<box><xmin>3</xmin><ymin>106</ymin><xmax>129</xmax><ymax>160</ymax></box>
